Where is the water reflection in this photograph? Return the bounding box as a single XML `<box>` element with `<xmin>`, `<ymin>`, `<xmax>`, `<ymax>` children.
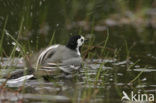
<box><xmin>0</xmin><ymin>58</ymin><xmax>156</xmax><ymax>102</ymax></box>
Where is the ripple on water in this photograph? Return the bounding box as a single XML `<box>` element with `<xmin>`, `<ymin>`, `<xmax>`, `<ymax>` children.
<box><xmin>0</xmin><ymin>57</ymin><xmax>156</xmax><ymax>103</ymax></box>
<box><xmin>133</xmin><ymin>68</ymin><xmax>156</xmax><ymax>72</ymax></box>
<box><xmin>136</xmin><ymin>84</ymin><xmax>147</xmax><ymax>88</ymax></box>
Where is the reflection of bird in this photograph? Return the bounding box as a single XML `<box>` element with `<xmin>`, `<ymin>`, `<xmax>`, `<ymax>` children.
<box><xmin>35</xmin><ymin>35</ymin><xmax>85</xmax><ymax>73</ymax></box>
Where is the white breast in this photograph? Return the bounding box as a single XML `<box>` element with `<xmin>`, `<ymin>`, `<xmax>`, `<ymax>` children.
<box><xmin>76</xmin><ymin>47</ymin><xmax>81</xmax><ymax>56</ymax></box>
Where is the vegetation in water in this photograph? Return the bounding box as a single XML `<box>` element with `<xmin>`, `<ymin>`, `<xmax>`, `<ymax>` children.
<box><xmin>0</xmin><ymin>0</ymin><xmax>156</xmax><ymax>103</ymax></box>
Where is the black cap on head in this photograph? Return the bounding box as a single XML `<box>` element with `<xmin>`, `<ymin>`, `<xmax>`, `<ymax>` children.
<box><xmin>66</xmin><ymin>35</ymin><xmax>81</xmax><ymax>50</ymax></box>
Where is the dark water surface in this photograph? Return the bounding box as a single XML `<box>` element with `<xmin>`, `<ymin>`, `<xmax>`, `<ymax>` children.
<box><xmin>0</xmin><ymin>0</ymin><xmax>156</xmax><ymax>103</ymax></box>
<box><xmin>0</xmin><ymin>57</ymin><xmax>156</xmax><ymax>103</ymax></box>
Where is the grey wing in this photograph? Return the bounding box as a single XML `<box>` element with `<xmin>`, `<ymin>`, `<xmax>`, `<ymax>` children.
<box><xmin>42</xmin><ymin>49</ymin><xmax>56</xmax><ymax>63</ymax></box>
<box><xmin>59</xmin><ymin>57</ymin><xmax>83</xmax><ymax>73</ymax></box>
<box><xmin>62</xmin><ymin>57</ymin><xmax>82</xmax><ymax>66</ymax></box>
<box><xmin>36</xmin><ymin>45</ymin><xmax>59</xmax><ymax>67</ymax></box>
<box><xmin>42</xmin><ymin>57</ymin><xmax>83</xmax><ymax>73</ymax></box>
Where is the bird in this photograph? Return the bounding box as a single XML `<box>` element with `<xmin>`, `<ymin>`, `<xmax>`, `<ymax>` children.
<box><xmin>6</xmin><ymin>35</ymin><xmax>86</xmax><ymax>80</ymax></box>
<box><xmin>34</xmin><ymin>34</ymin><xmax>85</xmax><ymax>74</ymax></box>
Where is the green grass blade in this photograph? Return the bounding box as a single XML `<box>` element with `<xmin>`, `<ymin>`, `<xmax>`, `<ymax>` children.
<box><xmin>0</xmin><ymin>16</ymin><xmax>8</xmax><ymax>56</ymax></box>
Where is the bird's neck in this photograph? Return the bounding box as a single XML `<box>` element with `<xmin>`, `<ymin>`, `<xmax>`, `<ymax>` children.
<box><xmin>66</xmin><ymin>45</ymin><xmax>81</xmax><ymax>56</ymax></box>
<box><xmin>66</xmin><ymin>44</ymin><xmax>77</xmax><ymax>50</ymax></box>
<box><xmin>76</xmin><ymin>47</ymin><xmax>81</xmax><ymax>56</ymax></box>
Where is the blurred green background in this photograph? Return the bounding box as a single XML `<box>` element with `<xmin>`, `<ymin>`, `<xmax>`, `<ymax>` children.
<box><xmin>0</xmin><ymin>0</ymin><xmax>155</xmax><ymax>65</ymax></box>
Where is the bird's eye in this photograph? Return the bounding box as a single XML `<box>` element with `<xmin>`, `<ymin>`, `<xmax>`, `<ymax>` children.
<box><xmin>81</xmin><ymin>39</ymin><xmax>84</xmax><ymax>42</ymax></box>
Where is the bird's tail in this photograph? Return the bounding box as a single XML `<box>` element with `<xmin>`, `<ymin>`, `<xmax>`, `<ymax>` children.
<box><xmin>2</xmin><ymin>55</ymin><xmax>35</xmax><ymax>85</ymax></box>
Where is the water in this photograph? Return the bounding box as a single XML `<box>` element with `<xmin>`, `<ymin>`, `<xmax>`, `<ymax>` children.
<box><xmin>0</xmin><ymin>0</ymin><xmax>156</xmax><ymax>103</ymax></box>
<box><xmin>0</xmin><ymin>58</ymin><xmax>156</xmax><ymax>103</ymax></box>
